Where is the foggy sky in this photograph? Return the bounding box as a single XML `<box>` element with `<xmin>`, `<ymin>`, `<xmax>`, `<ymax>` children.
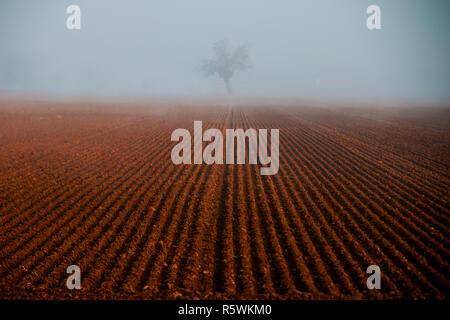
<box><xmin>0</xmin><ymin>0</ymin><xmax>449</xmax><ymax>102</ymax></box>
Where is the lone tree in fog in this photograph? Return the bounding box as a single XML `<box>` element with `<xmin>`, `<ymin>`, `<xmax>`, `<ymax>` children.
<box><xmin>201</xmin><ymin>39</ymin><xmax>250</xmax><ymax>95</ymax></box>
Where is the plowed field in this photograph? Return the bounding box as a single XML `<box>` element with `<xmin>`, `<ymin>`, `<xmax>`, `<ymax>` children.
<box><xmin>0</xmin><ymin>99</ymin><xmax>448</xmax><ymax>299</ymax></box>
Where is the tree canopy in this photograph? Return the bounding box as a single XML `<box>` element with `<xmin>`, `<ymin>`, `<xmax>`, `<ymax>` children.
<box><xmin>201</xmin><ymin>39</ymin><xmax>250</xmax><ymax>94</ymax></box>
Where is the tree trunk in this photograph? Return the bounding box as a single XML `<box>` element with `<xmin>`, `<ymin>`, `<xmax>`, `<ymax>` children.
<box><xmin>225</xmin><ymin>78</ymin><xmax>232</xmax><ymax>95</ymax></box>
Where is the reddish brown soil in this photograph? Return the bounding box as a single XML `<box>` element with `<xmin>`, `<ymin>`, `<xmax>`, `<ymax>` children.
<box><xmin>0</xmin><ymin>98</ymin><xmax>448</xmax><ymax>299</ymax></box>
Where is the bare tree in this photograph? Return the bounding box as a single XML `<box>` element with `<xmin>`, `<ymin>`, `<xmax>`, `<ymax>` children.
<box><xmin>201</xmin><ymin>39</ymin><xmax>250</xmax><ymax>95</ymax></box>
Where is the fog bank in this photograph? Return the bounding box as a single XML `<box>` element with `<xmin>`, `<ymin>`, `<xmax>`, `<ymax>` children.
<box><xmin>0</xmin><ymin>0</ymin><xmax>449</xmax><ymax>103</ymax></box>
